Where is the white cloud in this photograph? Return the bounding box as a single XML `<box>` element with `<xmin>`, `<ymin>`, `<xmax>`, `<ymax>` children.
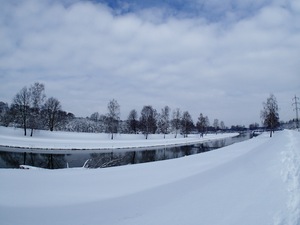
<box><xmin>0</xmin><ymin>0</ymin><xmax>299</xmax><ymax>126</ymax></box>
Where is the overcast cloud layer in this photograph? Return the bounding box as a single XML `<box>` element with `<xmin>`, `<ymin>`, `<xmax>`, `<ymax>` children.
<box><xmin>0</xmin><ymin>0</ymin><xmax>299</xmax><ymax>126</ymax></box>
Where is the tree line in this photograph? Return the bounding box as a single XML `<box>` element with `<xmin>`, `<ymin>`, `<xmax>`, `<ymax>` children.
<box><xmin>77</xmin><ymin>102</ymin><xmax>226</xmax><ymax>139</ymax></box>
<box><xmin>0</xmin><ymin>83</ymin><xmax>282</xmax><ymax>139</ymax></box>
<box><xmin>0</xmin><ymin>82</ymin><xmax>74</xmax><ymax>136</ymax></box>
<box><xmin>0</xmin><ymin>82</ymin><xmax>230</xmax><ymax>139</ymax></box>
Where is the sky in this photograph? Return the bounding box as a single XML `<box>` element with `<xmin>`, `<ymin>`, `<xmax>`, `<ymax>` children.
<box><xmin>0</xmin><ymin>0</ymin><xmax>299</xmax><ymax>127</ymax></box>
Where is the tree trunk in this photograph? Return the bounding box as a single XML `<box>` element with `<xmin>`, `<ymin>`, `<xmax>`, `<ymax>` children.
<box><xmin>23</xmin><ymin>117</ymin><xmax>27</xmax><ymax>136</ymax></box>
<box><xmin>50</xmin><ymin>117</ymin><xmax>54</xmax><ymax>131</ymax></box>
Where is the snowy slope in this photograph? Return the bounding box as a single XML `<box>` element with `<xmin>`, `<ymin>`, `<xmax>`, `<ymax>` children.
<box><xmin>0</xmin><ymin>130</ymin><xmax>299</xmax><ymax>225</ymax></box>
<box><xmin>0</xmin><ymin>126</ymin><xmax>238</xmax><ymax>150</ymax></box>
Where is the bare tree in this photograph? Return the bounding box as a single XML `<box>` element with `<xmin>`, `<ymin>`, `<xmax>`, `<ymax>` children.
<box><xmin>261</xmin><ymin>94</ymin><xmax>279</xmax><ymax>137</ymax></box>
<box><xmin>181</xmin><ymin>111</ymin><xmax>193</xmax><ymax>138</ymax></box>
<box><xmin>171</xmin><ymin>108</ymin><xmax>181</xmax><ymax>138</ymax></box>
<box><xmin>220</xmin><ymin>121</ymin><xmax>225</xmax><ymax>131</ymax></box>
<box><xmin>140</xmin><ymin>105</ymin><xmax>157</xmax><ymax>139</ymax></box>
<box><xmin>158</xmin><ymin>106</ymin><xmax>170</xmax><ymax>138</ymax></box>
<box><xmin>196</xmin><ymin>113</ymin><xmax>206</xmax><ymax>137</ymax></box>
<box><xmin>205</xmin><ymin>116</ymin><xmax>210</xmax><ymax>134</ymax></box>
<box><xmin>13</xmin><ymin>86</ymin><xmax>31</xmax><ymax>136</ymax></box>
<box><xmin>213</xmin><ymin>119</ymin><xmax>219</xmax><ymax>133</ymax></box>
<box><xmin>43</xmin><ymin>97</ymin><xmax>62</xmax><ymax>131</ymax></box>
<box><xmin>127</xmin><ymin>109</ymin><xmax>138</xmax><ymax>134</ymax></box>
<box><xmin>28</xmin><ymin>82</ymin><xmax>45</xmax><ymax>136</ymax></box>
<box><xmin>106</xmin><ymin>99</ymin><xmax>120</xmax><ymax>139</ymax></box>
<box><xmin>0</xmin><ymin>102</ymin><xmax>11</xmax><ymax>127</ymax></box>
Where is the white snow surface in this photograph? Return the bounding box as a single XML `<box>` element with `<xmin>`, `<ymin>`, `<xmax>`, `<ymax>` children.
<box><xmin>0</xmin><ymin>130</ymin><xmax>300</xmax><ymax>225</ymax></box>
<box><xmin>0</xmin><ymin>126</ymin><xmax>238</xmax><ymax>150</ymax></box>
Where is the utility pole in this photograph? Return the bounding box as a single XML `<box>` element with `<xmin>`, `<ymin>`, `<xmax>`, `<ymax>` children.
<box><xmin>292</xmin><ymin>95</ymin><xmax>299</xmax><ymax>129</ymax></box>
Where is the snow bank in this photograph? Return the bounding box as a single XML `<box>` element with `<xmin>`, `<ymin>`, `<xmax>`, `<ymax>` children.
<box><xmin>279</xmin><ymin>130</ymin><xmax>300</xmax><ymax>225</ymax></box>
<box><xmin>0</xmin><ymin>126</ymin><xmax>238</xmax><ymax>150</ymax></box>
<box><xmin>0</xmin><ymin>130</ymin><xmax>299</xmax><ymax>225</ymax></box>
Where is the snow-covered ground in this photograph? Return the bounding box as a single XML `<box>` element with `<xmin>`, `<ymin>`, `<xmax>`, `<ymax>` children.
<box><xmin>0</xmin><ymin>126</ymin><xmax>238</xmax><ymax>150</ymax></box>
<box><xmin>0</xmin><ymin>129</ymin><xmax>299</xmax><ymax>225</ymax></box>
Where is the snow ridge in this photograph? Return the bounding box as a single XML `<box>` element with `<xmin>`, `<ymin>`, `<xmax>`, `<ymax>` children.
<box><xmin>280</xmin><ymin>130</ymin><xmax>300</xmax><ymax>225</ymax></box>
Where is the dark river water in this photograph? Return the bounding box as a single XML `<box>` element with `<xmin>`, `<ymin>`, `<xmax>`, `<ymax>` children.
<box><xmin>0</xmin><ymin>133</ymin><xmax>251</xmax><ymax>169</ymax></box>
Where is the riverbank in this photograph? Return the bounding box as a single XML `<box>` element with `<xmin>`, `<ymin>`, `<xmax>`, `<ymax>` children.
<box><xmin>0</xmin><ymin>130</ymin><xmax>299</xmax><ymax>225</ymax></box>
<box><xmin>0</xmin><ymin>126</ymin><xmax>239</xmax><ymax>151</ymax></box>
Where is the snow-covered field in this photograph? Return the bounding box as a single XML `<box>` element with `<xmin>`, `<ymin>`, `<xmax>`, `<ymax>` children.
<box><xmin>0</xmin><ymin>126</ymin><xmax>238</xmax><ymax>150</ymax></box>
<box><xmin>0</xmin><ymin>129</ymin><xmax>299</xmax><ymax>225</ymax></box>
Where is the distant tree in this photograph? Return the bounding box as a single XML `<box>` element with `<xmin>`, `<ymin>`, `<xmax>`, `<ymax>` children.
<box><xmin>90</xmin><ymin>112</ymin><xmax>100</xmax><ymax>122</ymax></box>
<box><xmin>249</xmin><ymin>122</ymin><xmax>259</xmax><ymax>130</ymax></box>
<box><xmin>157</xmin><ymin>106</ymin><xmax>170</xmax><ymax>138</ymax></box>
<box><xmin>65</xmin><ymin>117</ymin><xmax>96</xmax><ymax>133</ymax></box>
<box><xmin>0</xmin><ymin>102</ymin><xmax>11</xmax><ymax>127</ymax></box>
<box><xmin>230</xmin><ymin>125</ymin><xmax>247</xmax><ymax>132</ymax></box>
<box><xmin>127</xmin><ymin>109</ymin><xmax>139</xmax><ymax>134</ymax></box>
<box><xmin>28</xmin><ymin>82</ymin><xmax>46</xmax><ymax>136</ymax></box>
<box><xmin>220</xmin><ymin>121</ymin><xmax>225</xmax><ymax>131</ymax></box>
<box><xmin>140</xmin><ymin>105</ymin><xmax>157</xmax><ymax>139</ymax></box>
<box><xmin>106</xmin><ymin>99</ymin><xmax>120</xmax><ymax>139</ymax></box>
<box><xmin>89</xmin><ymin>112</ymin><xmax>104</xmax><ymax>132</ymax></box>
<box><xmin>118</xmin><ymin>120</ymin><xmax>128</xmax><ymax>134</ymax></box>
<box><xmin>97</xmin><ymin>114</ymin><xmax>108</xmax><ymax>133</ymax></box>
<box><xmin>171</xmin><ymin>108</ymin><xmax>181</xmax><ymax>138</ymax></box>
<box><xmin>213</xmin><ymin>119</ymin><xmax>219</xmax><ymax>132</ymax></box>
<box><xmin>0</xmin><ymin>102</ymin><xmax>8</xmax><ymax>118</ymax></box>
<box><xmin>58</xmin><ymin>112</ymin><xmax>76</xmax><ymax>131</ymax></box>
<box><xmin>13</xmin><ymin>86</ymin><xmax>31</xmax><ymax>136</ymax></box>
<box><xmin>260</xmin><ymin>94</ymin><xmax>279</xmax><ymax>137</ymax></box>
<box><xmin>181</xmin><ymin>111</ymin><xmax>193</xmax><ymax>138</ymax></box>
<box><xmin>42</xmin><ymin>97</ymin><xmax>62</xmax><ymax>131</ymax></box>
<box><xmin>205</xmin><ymin>116</ymin><xmax>210</xmax><ymax>133</ymax></box>
<box><xmin>67</xmin><ymin>112</ymin><xmax>75</xmax><ymax>120</ymax></box>
<box><xmin>196</xmin><ymin>113</ymin><xmax>206</xmax><ymax>136</ymax></box>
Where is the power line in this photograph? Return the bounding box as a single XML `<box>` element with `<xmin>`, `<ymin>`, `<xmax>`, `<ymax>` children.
<box><xmin>292</xmin><ymin>95</ymin><xmax>300</xmax><ymax>129</ymax></box>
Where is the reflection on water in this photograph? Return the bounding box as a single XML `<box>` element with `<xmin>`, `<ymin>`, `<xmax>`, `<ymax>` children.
<box><xmin>0</xmin><ymin>152</ymin><xmax>66</xmax><ymax>169</ymax></box>
<box><xmin>0</xmin><ymin>133</ymin><xmax>250</xmax><ymax>169</ymax></box>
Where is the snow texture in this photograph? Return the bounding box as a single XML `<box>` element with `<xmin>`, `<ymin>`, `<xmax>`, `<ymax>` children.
<box><xmin>277</xmin><ymin>130</ymin><xmax>300</xmax><ymax>225</ymax></box>
<box><xmin>0</xmin><ymin>129</ymin><xmax>299</xmax><ymax>225</ymax></box>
